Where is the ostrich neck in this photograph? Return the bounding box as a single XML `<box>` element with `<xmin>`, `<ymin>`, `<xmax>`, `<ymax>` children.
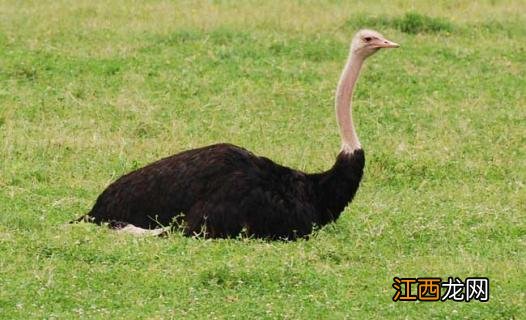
<box><xmin>336</xmin><ymin>52</ymin><xmax>364</xmax><ymax>154</ymax></box>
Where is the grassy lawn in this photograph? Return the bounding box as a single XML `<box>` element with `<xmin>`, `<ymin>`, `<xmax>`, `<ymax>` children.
<box><xmin>0</xmin><ymin>0</ymin><xmax>524</xmax><ymax>318</ymax></box>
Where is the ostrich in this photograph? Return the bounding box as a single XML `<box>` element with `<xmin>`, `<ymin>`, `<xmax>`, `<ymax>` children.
<box><xmin>76</xmin><ymin>29</ymin><xmax>399</xmax><ymax>239</ymax></box>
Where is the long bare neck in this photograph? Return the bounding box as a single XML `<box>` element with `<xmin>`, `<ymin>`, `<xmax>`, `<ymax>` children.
<box><xmin>336</xmin><ymin>52</ymin><xmax>364</xmax><ymax>154</ymax></box>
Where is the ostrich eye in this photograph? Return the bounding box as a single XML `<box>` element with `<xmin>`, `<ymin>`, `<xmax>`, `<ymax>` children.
<box><xmin>364</xmin><ymin>37</ymin><xmax>372</xmax><ymax>42</ymax></box>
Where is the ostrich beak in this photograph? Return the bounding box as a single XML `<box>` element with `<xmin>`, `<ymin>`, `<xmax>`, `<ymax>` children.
<box><xmin>375</xmin><ymin>38</ymin><xmax>400</xmax><ymax>48</ymax></box>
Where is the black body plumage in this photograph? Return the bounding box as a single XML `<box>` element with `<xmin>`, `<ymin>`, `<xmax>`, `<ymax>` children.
<box><xmin>84</xmin><ymin>143</ymin><xmax>364</xmax><ymax>239</ymax></box>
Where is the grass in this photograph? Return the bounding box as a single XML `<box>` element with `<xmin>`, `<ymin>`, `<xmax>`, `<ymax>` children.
<box><xmin>0</xmin><ymin>0</ymin><xmax>525</xmax><ymax>318</ymax></box>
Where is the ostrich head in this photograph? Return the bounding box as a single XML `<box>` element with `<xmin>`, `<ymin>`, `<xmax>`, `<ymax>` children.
<box><xmin>351</xmin><ymin>29</ymin><xmax>399</xmax><ymax>58</ymax></box>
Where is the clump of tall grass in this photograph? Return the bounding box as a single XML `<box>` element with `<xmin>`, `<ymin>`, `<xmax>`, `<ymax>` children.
<box><xmin>347</xmin><ymin>11</ymin><xmax>453</xmax><ymax>34</ymax></box>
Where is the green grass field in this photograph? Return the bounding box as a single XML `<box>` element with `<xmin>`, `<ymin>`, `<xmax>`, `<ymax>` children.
<box><xmin>1</xmin><ymin>0</ymin><xmax>525</xmax><ymax>318</ymax></box>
